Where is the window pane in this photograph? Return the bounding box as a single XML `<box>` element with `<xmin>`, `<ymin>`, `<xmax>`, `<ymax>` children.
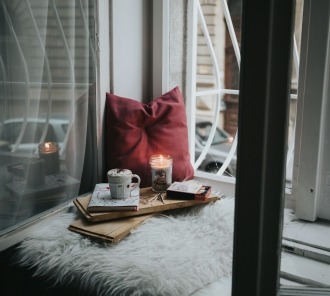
<box><xmin>194</xmin><ymin>0</ymin><xmax>240</xmax><ymax>179</ymax></box>
<box><xmin>196</xmin><ymin>121</ymin><xmax>230</xmax><ymax>145</ymax></box>
<box><xmin>0</xmin><ymin>0</ymin><xmax>95</xmax><ymax>234</ymax></box>
<box><xmin>194</xmin><ymin>0</ymin><xmax>299</xmax><ymax>183</ymax></box>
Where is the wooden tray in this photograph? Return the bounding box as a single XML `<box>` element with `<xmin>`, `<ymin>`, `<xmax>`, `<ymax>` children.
<box><xmin>74</xmin><ymin>187</ymin><xmax>220</xmax><ymax>222</ymax></box>
<box><xmin>68</xmin><ymin>213</ymin><xmax>157</xmax><ymax>243</ymax></box>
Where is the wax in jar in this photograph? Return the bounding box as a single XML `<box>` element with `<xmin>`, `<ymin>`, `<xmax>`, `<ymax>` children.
<box><xmin>149</xmin><ymin>154</ymin><xmax>173</xmax><ymax>192</ymax></box>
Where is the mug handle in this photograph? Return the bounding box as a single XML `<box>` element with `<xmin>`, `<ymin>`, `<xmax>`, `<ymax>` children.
<box><xmin>130</xmin><ymin>174</ymin><xmax>141</xmax><ymax>192</ymax></box>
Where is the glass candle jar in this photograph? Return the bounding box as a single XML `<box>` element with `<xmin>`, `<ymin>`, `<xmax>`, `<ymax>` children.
<box><xmin>149</xmin><ymin>154</ymin><xmax>173</xmax><ymax>192</ymax></box>
<box><xmin>38</xmin><ymin>142</ymin><xmax>60</xmax><ymax>175</ymax></box>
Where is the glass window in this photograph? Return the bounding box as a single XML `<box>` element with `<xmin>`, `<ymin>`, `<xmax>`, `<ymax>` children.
<box><xmin>0</xmin><ymin>0</ymin><xmax>96</xmax><ymax>234</ymax></box>
<box><xmin>187</xmin><ymin>0</ymin><xmax>300</xmax><ymax>184</ymax></box>
<box><xmin>196</xmin><ymin>120</ymin><xmax>231</xmax><ymax>145</ymax></box>
<box><xmin>187</xmin><ymin>0</ymin><xmax>241</xmax><ymax>180</ymax></box>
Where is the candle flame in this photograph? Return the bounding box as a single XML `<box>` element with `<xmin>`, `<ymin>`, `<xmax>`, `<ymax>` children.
<box><xmin>160</xmin><ymin>155</ymin><xmax>163</xmax><ymax>164</ymax></box>
<box><xmin>45</xmin><ymin>143</ymin><xmax>50</xmax><ymax>148</ymax></box>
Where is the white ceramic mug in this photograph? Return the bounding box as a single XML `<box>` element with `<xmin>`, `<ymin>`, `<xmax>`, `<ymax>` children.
<box><xmin>107</xmin><ymin>168</ymin><xmax>141</xmax><ymax>199</ymax></box>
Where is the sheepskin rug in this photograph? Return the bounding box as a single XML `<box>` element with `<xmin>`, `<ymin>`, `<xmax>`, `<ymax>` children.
<box><xmin>15</xmin><ymin>197</ymin><xmax>297</xmax><ymax>296</ymax></box>
<box><xmin>14</xmin><ymin>197</ymin><xmax>234</xmax><ymax>296</ymax></box>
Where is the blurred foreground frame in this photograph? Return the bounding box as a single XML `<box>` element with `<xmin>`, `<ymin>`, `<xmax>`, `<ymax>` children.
<box><xmin>232</xmin><ymin>0</ymin><xmax>295</xmax><ymax>295</ymax></box>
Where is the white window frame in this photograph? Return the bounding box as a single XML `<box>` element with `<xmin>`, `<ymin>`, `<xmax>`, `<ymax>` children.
<box><xmin>153</xmin><ymin>0</ymin><xmax>170</xmax><ymax>99</ymax></box>
<box><xmin>291</xmin><ymin>0</ymin><xmax>330</xmax><ymax>221</ymax></box>
<box><xmin>96</xmin><ymin>0</ymin><xmax>110</xmax><ymax>180</ymax></box>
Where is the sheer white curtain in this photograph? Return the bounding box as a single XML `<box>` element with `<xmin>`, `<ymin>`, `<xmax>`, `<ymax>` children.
<box><xmin>0</xmin><ymin>0</ymin><xmax>96</xmax><ymax>234</ymax></box>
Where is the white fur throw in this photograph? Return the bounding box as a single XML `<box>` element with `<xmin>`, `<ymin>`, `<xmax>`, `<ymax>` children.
<box><xmin>15</xmin><ymin>198</ymin><xmax>297</xmax><ymax>296</ymax></box>
<box><xmin>15</xmin><ymin>197</ymin><xmax>234</xmax><ymax>296</ymax></box>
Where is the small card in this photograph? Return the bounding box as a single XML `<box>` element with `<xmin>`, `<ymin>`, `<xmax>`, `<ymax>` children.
<box><xmin>166</xmin><ymin>181</ymin><xmax>203</xmax><ymax>200</ymax></box>
<box><xmin>167</xmin><ymin>181</ymin><xmax>203</xmax><ymax>194</ymax></box>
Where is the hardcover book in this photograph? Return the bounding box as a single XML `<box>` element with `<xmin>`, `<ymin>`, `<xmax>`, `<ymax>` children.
<box><xmin>87</xmin><ymin>183</ymin><xmax>139</xmax><ymax>212</ymax></box>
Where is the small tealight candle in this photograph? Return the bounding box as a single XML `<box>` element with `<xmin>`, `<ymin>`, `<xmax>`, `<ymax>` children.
<box><xmin>38</xmin><ymin>142</ymin><xmax>60</xmax><ymax>175</ymax></box>
<box><xmin>149</xmin><ymin>154</ymin><xmax>173</xmax><ymax>192</ymax></box>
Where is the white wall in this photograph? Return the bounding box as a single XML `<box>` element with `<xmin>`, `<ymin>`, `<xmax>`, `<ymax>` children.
<box><xmin>111</xmin><ymin>0</ymin><xmax>152</xmax><ymax>103</ymax></box>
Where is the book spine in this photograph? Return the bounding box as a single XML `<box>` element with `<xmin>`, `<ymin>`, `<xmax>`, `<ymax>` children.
<box><xmin>88</xmin><ymin>206</ymin><xmax>138</xmax><ymax>213</ymax></box>
<box><xmin>166</xmin><ymin>190</ymin><xmax>195</xmax><ymax>200</ymax></box>
<box><xmin>194</xmin><ymin>186</ymin><xmax>212</xmax><ymax>201</ymax></box>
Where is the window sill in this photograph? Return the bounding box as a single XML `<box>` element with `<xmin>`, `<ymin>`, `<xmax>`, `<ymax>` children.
<box><xmin>281</xmin><ymin>212</ymin><xmax>330</xmax><ymax>288</ymax></box>
<box><xmin>0</xmin><ymin>201</ymin><xmax>73</xmax><ymax>252</ymax></box>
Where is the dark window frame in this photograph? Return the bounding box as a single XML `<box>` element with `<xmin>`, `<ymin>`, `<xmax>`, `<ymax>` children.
<box><xmin>232</xmin><ymin>0</ymin><xmax>295</xmax><ymax>295</ymax></box>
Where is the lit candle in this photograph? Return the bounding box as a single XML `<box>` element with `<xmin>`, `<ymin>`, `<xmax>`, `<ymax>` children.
<box><xmin>149</xmin><ymin>154</ymin><xmax>173</xmax><ymax>192</ymax></box>
<box><xmin>38</xmin><ymin>142</ymin><xmax>60</xmax><ymax>175</ymax></box>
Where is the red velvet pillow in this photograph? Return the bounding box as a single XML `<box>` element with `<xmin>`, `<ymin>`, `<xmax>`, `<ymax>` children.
<box><xmin>105</xmin><ymin>87</ymin><xmax>194</xmax><ymax>188</ymax></box>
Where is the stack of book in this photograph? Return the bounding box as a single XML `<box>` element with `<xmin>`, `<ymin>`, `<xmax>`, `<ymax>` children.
<box><xmin>69</xmin><ymin>181</ymin><xmax>220</xmax><ymax>243</ymax></box>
